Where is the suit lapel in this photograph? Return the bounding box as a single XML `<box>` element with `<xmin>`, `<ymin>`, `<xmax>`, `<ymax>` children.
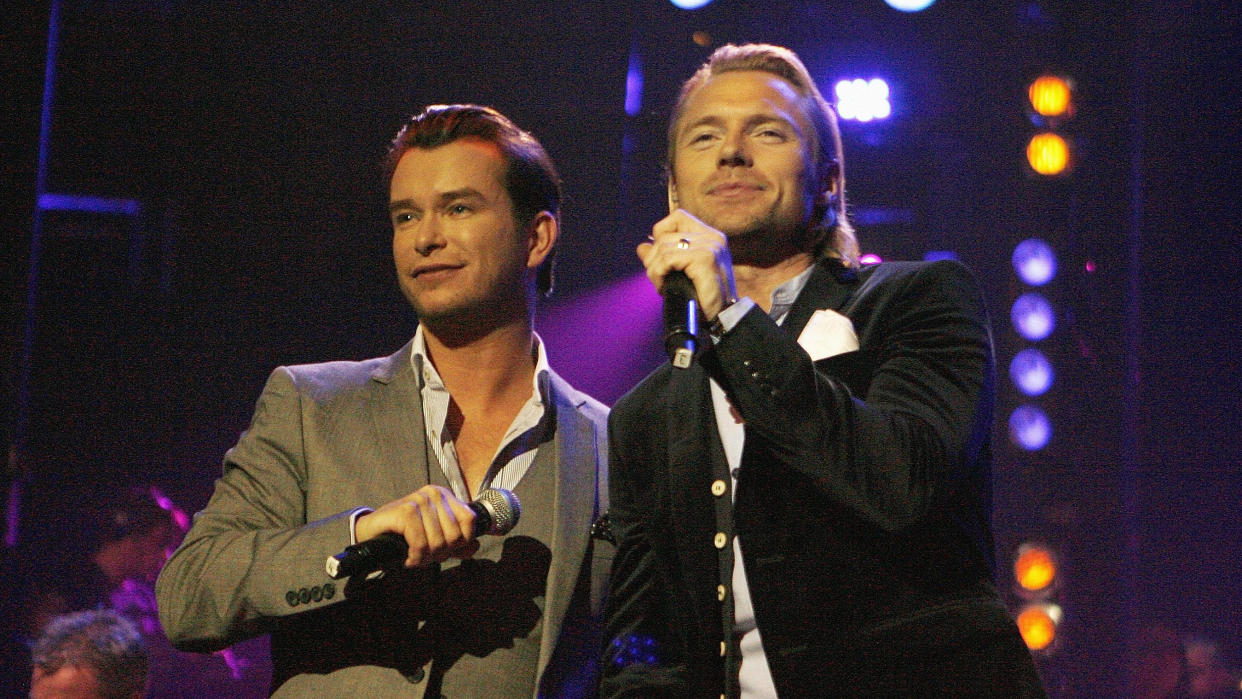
<box><xmin>535</xmin><ymin>371</ymin><xmax>600</xmax><ymax>683</ymax></box>
<box><xmin>366</xmin><ymin>339</ymin><xmax>430</xmax><ymax>498</ymax></box>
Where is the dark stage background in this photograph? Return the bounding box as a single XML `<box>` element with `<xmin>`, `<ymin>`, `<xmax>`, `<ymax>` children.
<box><xmin>2</xmin><ymin>1</ymin><xmax>1239</xmax><ymax>696</ymax></box>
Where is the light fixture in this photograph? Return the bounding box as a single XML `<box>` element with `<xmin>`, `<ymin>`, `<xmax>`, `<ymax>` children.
<box><xmin>1027</xmin><ymin>132</ymin><xmax>1071</xmax><ymax>176</ymax></box>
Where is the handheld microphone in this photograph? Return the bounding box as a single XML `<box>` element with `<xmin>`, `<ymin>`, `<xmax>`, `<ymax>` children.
<box><xmin>325</xmin><ymin>488</ymin><xmax>520</xmax><ymax>579</ymax></box>
<box><xmin>663</xmin><ymin>270</ymin><xmax>698</xmax><ymax>369</ymax></box>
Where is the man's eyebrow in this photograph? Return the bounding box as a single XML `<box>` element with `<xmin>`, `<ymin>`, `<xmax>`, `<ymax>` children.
<box><xmin>387</xmin><ymin>188</ymin><xmax>486</xmax><ymax>212</ymax></box>
<box><xmin>680</xmin><ymin>112</ymin><xmax>800</xmax><ymax>134</ymax></box>
<box><xmin>436</xmin><ymin>188</ymin><xmax>486</xmax><ymax>204</ymax></box>
<box><xmin>744</xmin><ymin>112</ymin><xmax>800</xmax><ymax>134</ymax></box>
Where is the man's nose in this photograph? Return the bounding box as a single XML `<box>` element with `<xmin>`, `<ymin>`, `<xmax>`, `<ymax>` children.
<box><xmin>719</xmin><ymin>133</ymin><xmax>750</xmax><ymax>168</ymax></box>
<box><xmin>413</xmin><ymin>217</ymin><xmax>446</xmax><ymax>256</ymax></box>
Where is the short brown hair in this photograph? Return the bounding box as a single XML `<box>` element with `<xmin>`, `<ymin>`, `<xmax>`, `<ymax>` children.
<box><xmin>669</xmin><ymin>44</ymin><xmax>858</xmax><ymax>265</ymax></box>
<box><xmin>385</xmin><ymin>104</ymin><xmax>561</xmax><ymax>296</ymax></box>
<box><xmin>32</xmin><ymin>610</ymin><xmax>148</xmax><ymax>699</ymax></box>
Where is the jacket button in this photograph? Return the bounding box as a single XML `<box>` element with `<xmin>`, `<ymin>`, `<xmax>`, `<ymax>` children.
<box><xmin>285</xmin><ymin>591</ymin><xmax>299</xmax><ymax>607</ymax></box>
<box><xmin>404</xmin><ymin>667</ymin><xmax>425</xmax><ymax>683</ymax></box>
<box><xmin>714</xmin><ymin>532</ymin><xmax>728</xmax><ymax>549</ymax></box>
<box><xmin>297</xmin><ymin>588</ymin><xmax>311</xmax><ymax>604</ymax></box>
<box><xmin>711</xmin><ymin>479</ymin><xmax>727</xmax><ymax>497</ymax></box>
<box><xmin>717</xmin><ymin>584</ymin><xmax>727</xmax><ymax>601</ymax></box>
<box><xmin>720</xmin><ymin>642</ymin><xmax>726</xmax><ymax>657</ymax></box>
<box><xmin>310</xmin><ymin>586</ymin><xmax>323</xmax><ymax>602</ymax></box>
<box><xmin>323</xmin><ymin>583</ymin><xmax>335</xmax><ymax>599</ymax></box>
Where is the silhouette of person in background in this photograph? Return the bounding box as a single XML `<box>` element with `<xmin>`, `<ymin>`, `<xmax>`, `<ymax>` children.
<box><xmin>1185</xmin><ymin>633</ymin><xmax>1242</xmax><ymax>699</ymax></box>
<box><xmin>29</xmin><ymin>609</ymin><xmax>149</xmax><ymax>699</ymax></box>
<box><xmin>1</xmin><ymin>484</ymin><xmax>269</xmax><ymax>697</ymax></box>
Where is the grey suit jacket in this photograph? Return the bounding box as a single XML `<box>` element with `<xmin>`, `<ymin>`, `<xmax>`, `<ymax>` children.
<box><xmin>155</xmin><ymin>338</ymin><xmax>612</xmax><ymax>697</ymax></box>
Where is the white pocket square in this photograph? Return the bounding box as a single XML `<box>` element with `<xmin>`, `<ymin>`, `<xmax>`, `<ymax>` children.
<box><xmin>796</xmin><ymin>309</ymin><xmax>859</xmax><ymax>361</ymax></box>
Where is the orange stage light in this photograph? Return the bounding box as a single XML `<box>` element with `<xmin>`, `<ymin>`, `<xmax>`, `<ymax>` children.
<box><xmin>1029</xmin><ymin>75</ymin><xmax>1073</xmax><ymax>118</ymax></box>
<box><xmin>1014</xmin><ymin>543</ymin><xmax>1058</xmax><ymax>592</ymax></box>
<box><xmin>1016</xmin><ymin>604</ymin><xmax>1061</xmax><ymax>651</ymax></box>
<box><xmin>1027</xmin><ymin>132</ymin><xmax>1070</xmax><ymax>175</ymax></box>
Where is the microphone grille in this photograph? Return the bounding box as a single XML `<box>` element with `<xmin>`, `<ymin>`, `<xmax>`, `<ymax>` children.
<box><xmin>477</xmin><ymin>488</ymin><xmax>521</xmax><ymax>535</ymax></box>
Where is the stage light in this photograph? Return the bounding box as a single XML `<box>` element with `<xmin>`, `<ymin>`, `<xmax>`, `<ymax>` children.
<box><xmin>625</xmin><ymin>49</ymin><xmax>643</xmax><ymax>116</ymax></box>
<box><xmin>1011</xmin><ymin>292</ymin><xmax>1055</xmax><ymax>341</ymax></box>
<box><xmin>1027</xmin><ymin>132</ymin><xmax>1070</xmax><ymax>175</ymax></box>
<box><xmin>1014</xmin><ymin>543</ymin><xmax>1058</xmax><ymax>593</ymax></box>
<box><xmin>1009</xmin><ymin>404</ymin><xmax>1051</xmax><ymax>451</ymax></box>
<box><xmin>859</xmin><ymin>253</ymin><xmax>883</xmax><ymax>265</ymax></box>
<box><xmin>884</xmin><ymin>0</ymin><xmax>937</xmax><ymax>11</ymax></box>
<box><xmin>835</xmin><ymin>78</ymin><xmax>892</xmax><ymax>122</ymax></box>
<box><xmin>1029</xmin><ymin>75</ymin><xmax>1072</xmax><ymax>118</ymax></box>
<box><xmin>1012</xmin><ymin>238</ymin><xmax>1057</xmax><ymax>286</ymax></box>
<box><xmin>1016</xmin><ymin>603</ymin><xmax>1062</xmax><ymax>651</ymax></box>
<box><xmin>669</xmin><ymin>0</ymin><xmax>713</xmax><ymax>8</ymax></box>
<box><xmin>1010</xmin><ymin>349</ymin><xmax>1053</xmax><ymax>397</ymax></box>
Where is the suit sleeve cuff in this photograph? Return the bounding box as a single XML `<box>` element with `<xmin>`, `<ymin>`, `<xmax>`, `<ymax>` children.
<box><xmin>710</xmin><ymin>297</ymin><xmax>756</xmax><ymax>343</ymax></box>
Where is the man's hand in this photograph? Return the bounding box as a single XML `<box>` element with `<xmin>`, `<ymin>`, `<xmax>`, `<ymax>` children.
<box><xmin>638</xmin><ymin>209</ymin><xmax>739</xmax><ymax>320</ymax></box>
<box><xmin>354</xmin><ymin>485</ymin><xmax>480</xmax><ymax>568</ymax></box>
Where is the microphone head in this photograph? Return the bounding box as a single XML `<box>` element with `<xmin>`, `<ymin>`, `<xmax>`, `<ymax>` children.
<box><xmin>475</xmin><ymin>488</ymin><xmax>521</xmax><ymax>536</ymax></box>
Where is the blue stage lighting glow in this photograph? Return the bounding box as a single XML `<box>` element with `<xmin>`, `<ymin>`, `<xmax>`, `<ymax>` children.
<box><xmin>1010</xmin><ymin>349</ymin><xmax>1054</xmax><ymax>396</ymax></box>
<box><xmin>1009</xmin><ymin>405</ymin><xmax>1051</xmax><ymax>451</ymax></box>
<box><xmin>625</xmin><ymin>49</ymin><xmax>643</xmax><ymax>116</ymax></box>
<box><xmin>1011</xmin><ymin>292</ymin><xmax>1055</xmax><ymax>341</ymax></box>
<box><xmin>669</xmin><ymin>0</ymin><xmax>714</xmax><ymax>8</ymax></box>
<box><xmin>884</xmin><ymin>0</ymin><xmax>937</xmax><ymax>11</ymax></box>
<box><xmin>835</xmin><ymin>78</ymin><xmax>891</xmax><ymax>122</ymax></box>
<box><xmin>1013</xmin><ymin>238</ymin><xmax>1057</xmax><ymax>286</ymax></box>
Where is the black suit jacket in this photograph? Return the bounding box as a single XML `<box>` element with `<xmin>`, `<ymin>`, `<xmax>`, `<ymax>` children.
<box><xmin>601</xmin><ymin>260</ymin><xmax>1046</xmax><ymax>697</ymax></box>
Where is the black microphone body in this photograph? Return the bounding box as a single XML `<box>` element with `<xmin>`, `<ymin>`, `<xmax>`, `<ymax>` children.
<box><xmin>325</xmin><ymin>488</ymin><xmax>520</xmax><ymax>579</ymax></box>
<box><xmin>663</xmin><ymin>270</ymin><xmax>698</xmax><ymax>369</ymax></box>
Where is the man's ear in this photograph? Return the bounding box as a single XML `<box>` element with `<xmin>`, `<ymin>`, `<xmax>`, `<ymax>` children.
<box><xmin>820</xmin><ymin>158</ymin><xmax>840</xmax><ymax>198</ymax></box>
<box><xmin>814</xmin><ymin>159</ymin><xmax>841</xmax><ymax>213</ymax></box>
<box><xmin>667</xmin><ymin>179</ymin><xmax>680</xmax><ymax>214</ymax></box>
<box><xmin>526</xmin><ymin>211</ymin><xmax>558</xmax><ymax>269</ymax></box>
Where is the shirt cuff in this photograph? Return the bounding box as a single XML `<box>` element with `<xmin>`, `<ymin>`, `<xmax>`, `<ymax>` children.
<box><xmin>347</xmin><ymin>507</ymin><xmax>387</xmax><ymax>580</ymax></box>
<box><xmin>348</xmin><ymin>507</ymin><xmax>373</xmax><ymax>546</ymax></box>
<box><xmin>710</xmin><ymin>297</ymin><xmax>755</xmax><ymax>342</ymax></box>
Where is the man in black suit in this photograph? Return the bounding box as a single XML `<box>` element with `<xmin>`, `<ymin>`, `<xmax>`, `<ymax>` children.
<box><xmin>601</xmin><ymin>43</ymin><xmax>1046</xmax><ymax>697</ymax></box>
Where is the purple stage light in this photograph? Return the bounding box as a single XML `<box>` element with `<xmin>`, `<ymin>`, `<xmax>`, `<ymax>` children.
<box><xmin>1012</xmin><ymin>238</ymin><xmax>1057</xmax><ymax>286</ymax></box>
<box><xmin>835</xmin><ymin>78</ymin><xmax>892</xmax><ymax>122</ymax></box>
<box><xmin>625</xmin><ymin>48</ymin><xmax>643</xmax><ymax>117</ymax></box>
<box><xmin>1010</xmin><ymin>348</ymin><xmax>1054</xmax><ymax>396</ymax></box>
<box><xmin>535</xmin><ymin>273</ymin><xmax>665</xmax><ymax>405</ymax></box>
<box><xmin>1011</xmin><ymin>292</ymin><xmax>1055</xmax><ymax>341</ymax></box>
<box><xmin>885</xmin><ymin>0</ymin><xmax>936</xmax><ymax>11</ymax></box>
<box><xmin>1009</xmin><ymin>405</ymin><xmax>1052</xmax><ymax>451</ymax></box>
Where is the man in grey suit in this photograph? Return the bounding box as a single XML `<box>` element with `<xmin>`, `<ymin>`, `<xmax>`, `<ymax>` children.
<box><xmin>156</xmin><ymin>104</ymin><xmax>612</xmax><ymax>697</ymax></box>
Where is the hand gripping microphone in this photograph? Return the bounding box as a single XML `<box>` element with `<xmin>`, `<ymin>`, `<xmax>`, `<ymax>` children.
<box><xmin>663</xmin><ymin>270</ymin><xmax>698</xmax><ymax>369</ymax></box>
<box><xmin>325</xmin><ymin>488</ymin><xmax>521</xmax><ymax>579</ymax></box>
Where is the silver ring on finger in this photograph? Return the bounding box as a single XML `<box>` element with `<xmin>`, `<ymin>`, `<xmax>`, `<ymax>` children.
<box><xmin>676</xmin><ymin>238</ymin><xmax>691</xmax><ymax>250</ymax></box>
